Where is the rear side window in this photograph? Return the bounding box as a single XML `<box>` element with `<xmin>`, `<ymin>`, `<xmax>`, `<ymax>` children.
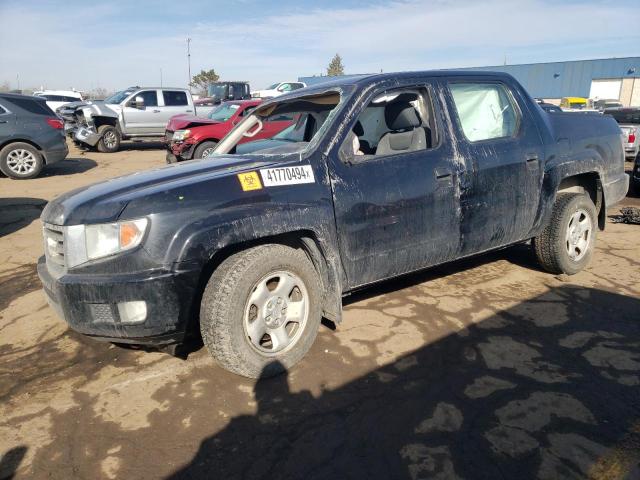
<box><xmin>5</xmin><ymin>97</ymin><xmax>53</xmax><ymax>115</ymax></box>
<box><xmin>163</xmin><ymin>90</ymin><xmax>188</xmax><ymax>106</ymax></box>
<box><xmin>449</xmin><ymin>83</ymin><xmax>519</xmax><ymax>142</ymax></box>
<box><xmin>0</xmin><ymin>104</ymin><xmax>6</xmax><ymax>114</ymax></box>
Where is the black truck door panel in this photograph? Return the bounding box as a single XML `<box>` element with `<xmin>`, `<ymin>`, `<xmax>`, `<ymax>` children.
<box><xmin>445</xmin><ymin>80</ymin><xmax>544</xmax><ymax>255</ymax></box>
<box><xmin>327</xmin><ymin>85</ymin><xmax>461</xmax><ymax>288</ymax></box>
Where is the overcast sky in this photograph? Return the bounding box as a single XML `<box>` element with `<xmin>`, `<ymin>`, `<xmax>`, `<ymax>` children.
<box><xmin>1</xmin><ymin>0</ymin><xmax>638</xmax><ymax>92</ymax></box>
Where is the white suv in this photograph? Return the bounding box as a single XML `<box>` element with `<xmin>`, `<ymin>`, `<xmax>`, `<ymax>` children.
<box><xmin>251</xmin><ymin>82</ymin><xmax>306</xmax><ymax>99</ymax></box>
<box><xmin>33</xmin><ymin>90</ymin><xmax>83</xmax><ymax>112</ymax></box>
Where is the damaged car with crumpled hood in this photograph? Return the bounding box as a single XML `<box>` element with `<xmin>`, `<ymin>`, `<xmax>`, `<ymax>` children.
<box><xmin>58</xmin><ymin>86</ymin><xmax>211</xmax><ymax>153</ymax></box>
<box><xmin>39</xmin><ymin>71</ymin><xmax>628</xmax><ymax>378</ymax></box>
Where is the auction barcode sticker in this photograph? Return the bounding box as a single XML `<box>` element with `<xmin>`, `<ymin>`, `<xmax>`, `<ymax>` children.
<box><xmin>260</xmin><ymin>165</ymin><xmax>315</xmax><ymax>186</ymax></box>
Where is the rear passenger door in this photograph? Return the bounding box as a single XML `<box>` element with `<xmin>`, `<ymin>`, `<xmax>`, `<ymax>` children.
<box><xmin>160</xmin><ymin>90</ymin><xmax>192</xmax><ymax>125</ymax></box>
<box><xmin>445</xmin><ymin>79</ymin><xmax>544</xmax><ymax>255</ymax></box>
<box><xmin>0</xmin><ymin>103</ymin><xmax>15</xmax><ymax>141</ymax></box>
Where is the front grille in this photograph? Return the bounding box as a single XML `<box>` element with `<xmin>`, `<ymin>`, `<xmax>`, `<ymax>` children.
<box><xmin>43</xmin><ymin>224</ymin><xmax>65</xmax><ymax>269</ymax></box>
<box><xmin>165</xmin><ymin>130</ymin><xmax>174</xmax><ymax>143</ymax></box>
<box><xmin>89</xmin><ymin>304</ymin><xmax>116</xmax><ymax>324</ymax></box>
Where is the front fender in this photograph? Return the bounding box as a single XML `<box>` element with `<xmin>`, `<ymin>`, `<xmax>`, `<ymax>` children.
<box><xmin>167</xmin><ymin>201</ymin><xmax>345</xmax><ymax>322</ymax></box>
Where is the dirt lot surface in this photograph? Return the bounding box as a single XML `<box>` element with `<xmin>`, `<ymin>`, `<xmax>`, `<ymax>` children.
<box><xmin>1</xmin><ymin>144</ymin><xmax>639</xmax><ymax>480</ymax></box>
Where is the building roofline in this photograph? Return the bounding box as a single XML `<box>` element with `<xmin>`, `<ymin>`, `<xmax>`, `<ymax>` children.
<box><xmin>457</xmin><ymin>56</ymin><xmax>640</xmax><ymax>70</ymax></box>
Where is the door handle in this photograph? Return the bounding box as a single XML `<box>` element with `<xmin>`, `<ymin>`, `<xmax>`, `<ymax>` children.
<box><xmin>434</xmin><ymin>168</ymin><xmax>453</xmax><ymax>181</ymax></box>
<box><xmin>185</xmin><ymin>109</ymin><xmax>193</xmax><ymax>113</ymax></box>
<box><xmin>526</xmin><ymin>154</ymin><xmax>539</xmax><ymax>169</ymax></box>
<box><xmin>153</xmin><ymin>109</ymin><xmax>161</xmax><ymax>113</ymax></box>
<box><xmin>0</xmin><ymin>120</ymin><xmax>7</xmax><ymax>124</ymax></box>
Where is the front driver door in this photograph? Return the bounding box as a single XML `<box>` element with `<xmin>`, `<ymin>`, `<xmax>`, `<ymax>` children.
<box><xmin>121</xmin><ymin>90</ymin><xmax>161</xmax><ymax>135</ymax></box>
<box><xmin>327</xmin><ymin>82</ymin><xmax>463</xmax><ymax>288</ymax></box>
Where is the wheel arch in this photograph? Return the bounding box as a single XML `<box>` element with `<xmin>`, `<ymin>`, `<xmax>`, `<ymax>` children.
<box><xmin>556</xmin><ymin>171</ymin><xmax>605</xmax><ymax>230</ymax></box>
<box><xmin>0</xmin><ymin>139</ymin><xmax>46</xmax><ymax>162</ymax></box>
<box><xmin>186</xmin><ymin>229</ymin><xmax>343</xmax><ymax>339</ymax></box>
<box><xmin>93</xmin><ymin>116</ymin><xmax>118</xmax><ymax>130</ymax></box>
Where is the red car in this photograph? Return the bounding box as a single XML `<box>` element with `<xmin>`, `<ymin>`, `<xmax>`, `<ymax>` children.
<box><xmin>165</xmin><ymin>100</ymin><xmax>292</xmax><ymax>163</ymax></box>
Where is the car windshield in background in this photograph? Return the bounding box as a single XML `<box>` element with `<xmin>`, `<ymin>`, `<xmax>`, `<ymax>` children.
<box><xmin>215</xmin><ymin>90</ymin><xmax>343</xmax><ymax>155</ymax></box>
<box><xmin>266</xmin><ymin>83</ymin><xmax>280</xmax><ymax>90</ymax></box>
<box><xmin>208</xmin><ymin>103</ymin><xmax>240</xmax><ymax>121</ymax></box>
<box><xmin>104</xmin><ymin>90</ymin><xmax>133</xmax><ymax>104</ymax></box>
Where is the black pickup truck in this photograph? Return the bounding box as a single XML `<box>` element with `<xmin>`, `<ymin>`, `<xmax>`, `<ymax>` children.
<box><xmin>38</xmin><ymin>71</ymin><xmax>628</xmax><ymax>378</ymax></box>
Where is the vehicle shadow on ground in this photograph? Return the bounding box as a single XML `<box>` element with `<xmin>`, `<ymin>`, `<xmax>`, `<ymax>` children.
<box><xmin>0</xmin><ymin>446</ymin><xmax>27</xmax><ymax>480</ymax></box>
<box><xmin>40</xmin><ymin>158</ymin><xmax>97</xmax><ymax>177</ymax></box>
<box><xmin>164</xmin><ymin>285</ymin><xmax>640</xmax><ymax>480</ymax></box>
<box><xmin>116</xmin><ymin>141</ymin><xmax>166</xmax><ymax>152</ymax></box>
<box><xmin>0</xmin><ymin>197</ymin><xmax>47</xmax><ymax>238</ymax></box>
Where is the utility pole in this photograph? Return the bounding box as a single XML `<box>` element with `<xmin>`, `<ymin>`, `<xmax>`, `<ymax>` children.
<box><xmin>187</xmin><ymin>38</ymin><xmax>192</xmax><ymax>92</ymax></box>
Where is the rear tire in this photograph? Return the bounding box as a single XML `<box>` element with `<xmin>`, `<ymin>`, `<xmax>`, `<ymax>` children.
<box><xmin>0</xmin><ymin>142</ymin><xmax>44</xmax><ymax>179</ymax></box>
<box><xmin>532</xmin><ymin>193</ymin><xmax>597</xmax><ymax>275</ymax></box>
<box><xmin>200</xmin><ymin>244</ymin><xmax>322</xmax><ymax>378</ymax></box>
<box><xmin>96</xmin><ymin>125</ymin><xmax>121</xmax><ymax>153</ymax></box>
<box><xmin>193</xmin><ymin>141</ymin><xmax>218</xmax><ymax>159</ymax></box>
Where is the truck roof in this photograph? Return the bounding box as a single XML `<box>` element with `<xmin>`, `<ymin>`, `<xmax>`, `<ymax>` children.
<box><xmin>271</xmin><ymin>70</ymin><xmax>519</xmax><ymax>100</ymax></box>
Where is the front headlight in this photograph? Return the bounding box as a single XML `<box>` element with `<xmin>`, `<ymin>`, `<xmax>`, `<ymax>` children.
<box><xmin>65</xmin><ymin>218</ymin><xmax>148</xmax><ymax>268</ymax></box>
<box><xmin>172</xmin><ymin>129</ymin><xmax>191</xmax><ymax>141</ymax></box>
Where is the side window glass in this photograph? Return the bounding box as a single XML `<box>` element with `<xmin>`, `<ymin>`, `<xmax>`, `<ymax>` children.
<box><xmin>134</xmin><ymin>90</ymin><xmax>158</xmax><ymax>107</ymax></box>
<box><xmin>241</xmin><ymin>106</ymin><xmax>256</xmax><ymax>117</ymax></box>
<box><xmin>449</xmin><ymin>83</ymin><xmax>519</xmax><ymax>142</ymax></box>
<box><xmin>0</xmin><ymin>105</ymin><xmax>6</xmax><ymax>115</ymax></box>
<box><xmin>163</xmin><ymin>90</ymin><xmax>188</xmax><ymax>106</ymax></box>
<box><xmin>339</xmin><ymin>88</ymin><xmax>436</xmax><ymax>162</ymax></box>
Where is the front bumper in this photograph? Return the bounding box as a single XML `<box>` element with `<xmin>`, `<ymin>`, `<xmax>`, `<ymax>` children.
<box><xmin>169</xmin><ymin>141</ymin><xmax>195</xmax><ymax>161</ymax></box>
<box><xmin>37</xmin><ymin>256</ymin><xmax>200</xmax><ymax>345</ymax></box>
<box><xmin>74</xmin><ymin>126</ymin><xmax>101</xmax><ymax>147</ymax></box>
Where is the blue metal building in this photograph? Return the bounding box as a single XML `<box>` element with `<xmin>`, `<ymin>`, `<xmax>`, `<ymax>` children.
<box><xmin>300</xmin><ymin>57</ymin><xmax>640</xmax><ymax>105</ymax></box>
<box><xmin>458</xmin><ymin>57</ymin><xmax>639</xmax><ymax>100</ymax></box>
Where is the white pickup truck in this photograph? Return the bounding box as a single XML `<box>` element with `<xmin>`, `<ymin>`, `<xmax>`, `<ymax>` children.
<box><xmin>58</xmin><ymin>86</ymin><xmax>215</xmax><ymax>153</ymax></box>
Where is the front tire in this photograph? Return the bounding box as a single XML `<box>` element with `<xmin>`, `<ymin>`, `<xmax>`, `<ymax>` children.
<box><xmin>200</xmin><ymin>244</ymin><xmax>322</xmax><ymax>378</ymax></box>
<box><xmin>533</xmin><ymin>193</ymin><xmax>597</xmax><ymax>275</ymax></box>
<box><xmin>96</xmin><ymin>125</ymin><xmax>121</xmax><ymax>153</ymax></box>
<box><xmin>193</xmin><ymin>141</ymin><xmax>218</xmax><ymax>159</ymax></box>
<box><xmin>0</xmin><ymin>142</ymin><xmax>44</xmax><ymax>179</ymax></box>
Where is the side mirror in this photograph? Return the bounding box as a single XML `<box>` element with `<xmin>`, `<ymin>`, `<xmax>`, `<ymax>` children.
<box><xmin>133</xmin><ymin>96</ymin><xmax>145</xmax><ymax>109</ymax></box>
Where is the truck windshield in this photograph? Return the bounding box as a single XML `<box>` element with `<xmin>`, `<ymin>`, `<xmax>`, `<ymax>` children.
<box><xmin>207</xmin><ymin>84</ymin><xmax>228</xmax><ymax>98</ymax></box>
<box><xmin>105</xmin><ymin>90</ymin><xmax>134</xmax><ymax>104</ymax></box>
<box><xmin>214</xmin><ymin>90</ymin><xmax>343</xmax><ymax>156</ymax></box>
<box><xmin>208</xmin><ymin>103</ymin><xmax>240</xmax><ymax>122</ymax></box>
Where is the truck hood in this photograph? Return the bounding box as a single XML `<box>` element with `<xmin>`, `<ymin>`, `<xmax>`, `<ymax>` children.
<box><xmin>167</xmin><ymin>114</ymin><xmax>221</xmax><ymax>131</ymax></box>
<box><xmin>79</xmin><ymin>100</ymin><xmax>120</xmax><ymax>118</ymax></box>
<box><xmin>41</xmin><ymin>154</ymin><xmax>282</xmax><ymax>226</ymax></box>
